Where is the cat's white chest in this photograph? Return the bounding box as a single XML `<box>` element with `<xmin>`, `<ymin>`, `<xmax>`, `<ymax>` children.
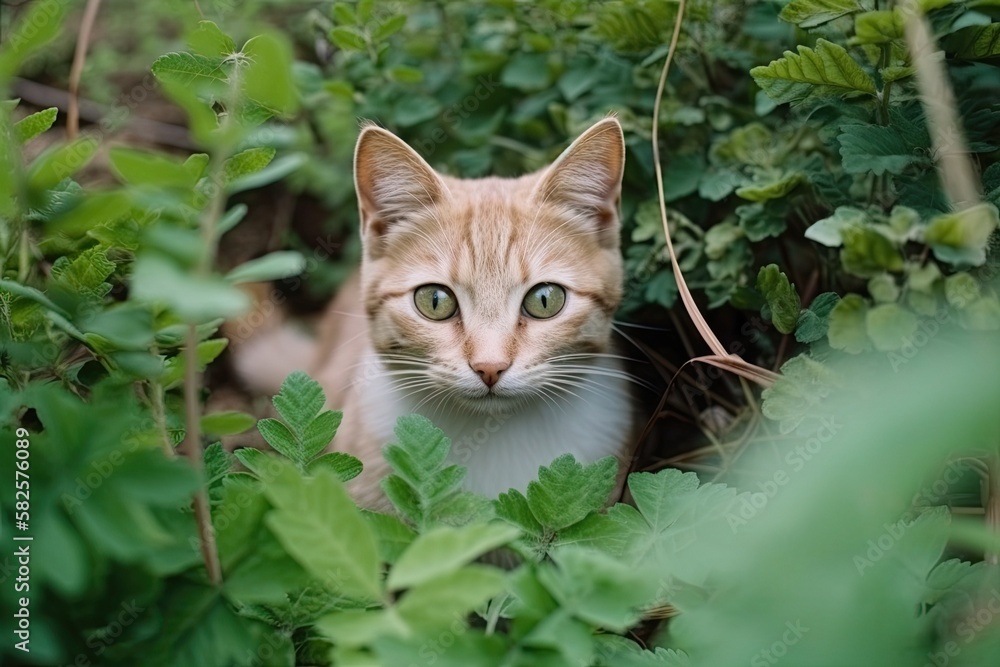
<box><xmin>360</xmin><ymin>358</ymin><xmax>635</xmax><ymax>498</ymax></box>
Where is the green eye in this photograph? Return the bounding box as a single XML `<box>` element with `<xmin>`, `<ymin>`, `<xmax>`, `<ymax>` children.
<box><xmin>414</xmin><ymin>284</ymin><xmax>458</xmax><ymax>321</ymax></box>
<box><xmin>522</xmin><ymin>283</ymin><xmax>566</xmax><ymax>319</ymax></box>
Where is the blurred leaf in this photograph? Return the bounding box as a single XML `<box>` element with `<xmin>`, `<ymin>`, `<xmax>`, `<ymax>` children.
<box><xmin>839</xmin><ymin>124</ymin><xmax>923</xmax><ymax>175</ymax></box>
<box><xmin>841</xmin><ymin>226</ymin><xmax>904</xmax><ymax>277</ymax></box>
<box><xmin>865</xmin><ymin>303</ymin><xmax>918</xmax><ymax>351</ymax></box>
<box><xmin>201</xmin><ymin>411</ymin><xmax>256</xmax><ymax>436</ymax></box>
<box><xmin>187</xmin><ymin>20</ymin><xmax>236</xmax><ymax>57</ymax></box>
<box><xmin>14</xmin><ymin>107</ymin><xmax>57</xmax><ymax>142</ymax></box>
<box><xmin>923</xmin><ymin>203</ymin><xmax>999</xmax><ymax>266</ymax></box>
<box><xmin>242</xmin><ymin>32</ymin><xmax>300</xmax><ymax>116</ymax></box>
<box><xmin>131</xmin><ymin>253</ymin><xmax>250</xmax><ymax>323</ymax></box>
<box><xmin>388</xmin><ymin>523</ymin><xmax>519</xmax><ymax>590</ymax></box>
<box><xmin>828</xmin><ymin>293</ymin><xmax>872</xmax><ymax>353</ymax></box>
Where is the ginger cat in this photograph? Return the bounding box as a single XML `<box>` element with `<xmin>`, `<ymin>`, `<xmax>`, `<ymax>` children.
<box><xmin>235</xmin><ymin>118</ymin><xmax>637</xmax><ymax>509</ymax></box>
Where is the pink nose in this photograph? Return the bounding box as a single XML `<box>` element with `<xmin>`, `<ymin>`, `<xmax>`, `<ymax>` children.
<box><xmin>470</xmin><ymin>361</ymin><xmax>509</xmax><ymax>388</ymax></box>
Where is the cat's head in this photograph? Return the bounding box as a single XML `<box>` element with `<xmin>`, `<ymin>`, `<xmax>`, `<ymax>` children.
<box><xmin>353</xmin><ymin>118</ymin><xmax>625</xmax><ymax>412</ymax></box>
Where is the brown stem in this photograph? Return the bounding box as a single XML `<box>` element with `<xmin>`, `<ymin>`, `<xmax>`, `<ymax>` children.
<box><xmin>180</xmin><ymin>325</ymin><xmax>222</xmax><ymax>585</ymax></box>
<box><xmin>986</xmin><ymin>451</ymin><xmax>1000</xmax><ymax>566</ymax></box>
<box><xmin>67</xmin><ymin>0</ymin><xmax>103</xmax><ymax>140</ymax></box>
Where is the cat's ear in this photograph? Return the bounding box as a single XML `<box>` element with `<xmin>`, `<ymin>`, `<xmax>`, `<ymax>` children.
<box><xmin>532</xmin><ymin>117</ymin><xmax>625</xmax><ymax>247</ymax></box>
<box><xmin>354</xmin><ymin>124</ymin><xmax>446</xmax><ymax>254</ymax></box>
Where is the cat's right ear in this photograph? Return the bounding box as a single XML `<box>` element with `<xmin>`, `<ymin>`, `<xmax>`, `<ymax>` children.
<box><xmin>354</xmin><ymin>124</ymin><xmax>446</xmax><ymax>255</ymax></box>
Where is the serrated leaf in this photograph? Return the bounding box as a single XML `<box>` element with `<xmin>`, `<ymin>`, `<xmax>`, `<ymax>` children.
<box><xmin>756</xmin><ymin>264</ymin><xmax>801</xmax><ymax>334</ymax></box>
<box><xmin>526</xmin><ymin>455</ymin><xmax>618</xmax><ymax>531</ymax></box>
<box><xmin>827</xmin><ymin>293</ymin><xmax>872</xmax><ymax>353</ymax></box>
<box><xmin>301</xmin><ymin>410</ymin><xmax>342</xmax><ymax>461</ymax></box>
<box><xmin>151</xmin><ymin>52</ymin><xmax>227</xmax><ymax>88</ymax></box>
<box><xmin>952</xmin><ymin>23</ymin><xmax>1000</xmax><ymax>59</ymax></box>
<box><xmin>853</xmin><ymin>10</ymin><xmax>905</xmax><ymax>45</ymax></box>
<box><xmin>265</xmin><ymin>466</ymin><xmax>381</xmax><ymax>600</ymax></box>
<box><xmin>307</xmin><ymin>452</ymin><xmax>363</xmax><ymax>481</ymax></box>
<box><xmin>14</xmin><ymin>107</ymin><xmax>57</xmax><ymax>142</ymax></box>
<box><xmin>795</xmin><ymin>292</ymin><xmax>842</xmax><ymax>343</ymax></box>
<box><xmin>865</xmin><ymin>303</ymin><xmax>918</xmax><ymax>351</ymax></box>
<box><xmin>201</xmin><ymin>411</ymin><xmax>256</xmax><ymax>436</ymax></box>
<box><xmin>388</xmin><ymin>522</ymin><xmax>520</xmax><ymax>590</ymax></box>
<box><xmin>750</xmin><ymin>39</ymin><xmax>877</xmax><ymax>104</ymax></box>
<box><xmin>233</xmin><ymin>447</ymin><xmax>275</xmax><ymax>478</ymax></box>
<box><xmin>225</xmin><ymin>251</ymin><xmax>306</xmax><ymax>284</ymax></box>
<box><xmin>223</xmin><ymin>147</ymin><xmax>276</xmax><ymax>185</ymax></box>
<box><xmin>779</xmin><ymin>0</ymin><xmax>862</xmax><ymax>28</ymax></box>
<box><xmin>839</xmin><ymin>124</ymin><xmax>922</xmax><ymax>175</ymax></box>
<box><xmin>736</xmin><ymin>171</ymin><xmax>804</xmax><ymax>202</ymax></box>
<box><xmin>272</xmin><ymin>371</ymin><xmax>326</xmax><ymax>433</ymax></box>
<box><xmin>923</xmin><ymin>203</ymin><xmax>999</xmax><ymax>266</ymax></box>
<box><xmin>363</xmin><ymin>510</ymin><xmax>416</xmax><ymax>564</ymax></box>
<box><xmin>257</xmin><ymin>418</ymin><xmax>298</xmax><ymax>461</ymax></box>
<box><xmin>495</xmin><ymin>489</ymin><xmax>544</xmax><ymax>537</ymax></box>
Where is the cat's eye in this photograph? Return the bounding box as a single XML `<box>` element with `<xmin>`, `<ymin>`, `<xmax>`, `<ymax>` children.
<box><xmin>522</xmin><ymin>283</ymin><xmax>566</xmax><ymax>319</ymax></box>
<box><xmin>414</xmin><ymin>284</ymin><xmax>458</xmax><ymax>321</ymax></box>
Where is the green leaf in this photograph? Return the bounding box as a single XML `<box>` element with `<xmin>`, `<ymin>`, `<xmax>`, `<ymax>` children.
<box><xmin>526</xmin><ymin>455</ymin><xmax>618</xmax><ymax>531</ymax></box>
<box><xmin>795</xmin><ymin>292</ymin><xmax>840</xmax><ymax>343</ymax></box>
<box><xmin>265</xmin><ymin>465</ymin><xmax>382</xmax><ymax>600</ymax></box>
<box><xmin>151</xmin><ymin>52</ymin><xmax>227</xmax><ymax>89</ymax></box>
<box><xmin>272</xmin><ymin>370</ymin><xmax>326</xmax><ymax>432</ymax></box>
<box><xmin>868</xmin><ymin>273</ymin><xmax>900</xmax><ymax>303</ymax></box>
<box><xmin>750</xmin><ymin>39</ymin><xmax>877</xmax><ymax>104</ymax></box>
<box><xmin>242</xmin><ymin>32</ymin><xmax>300</xmax><ymax>116</ymax></box>
<box><xmin>187</xmin><ymin>20</ymin><xmax>236</xmax><ymax>57</ymax></box>
<box><xmin>372</xmin><ymin>14</ymin><xmax>407</xmax><ymax>41</ymax></box>
<box><xmin>779</xmin><ymin>0</ymin><xmax>862</xmax><ymax>28</ymax></box>
<box><xmin>495</xmin><ymin>489</ymin><xmax>544</xmax><ymax>537</ymax></box>
<box><xmin>233</xmin><ymin>447</ymin><xmax>275</xmax><ymax>478</ymax></box>
<box><xmin>364</xmin><ymin>510</ymin><xmax>417</xmax><ymax>564</ymax></box>
<box><xmin>923</xmin><ymin>203</ymin><xmax>999</xmax><ymax>266</ymax></box>
<box><xmin>307</xmin><ymin>451</ymin><xmax>363</xmax><ymax>481</ymax></box>
<box><xmin>805</xmin><ymin>207</ymin><xmax>869</xmax><ymax>247</ymax></box>
<box><xmin>131</xmin><ymin>253</ymin><xmax>249</xmax><ymax>322</ymax></box>
<box><xmin>14</xmin><ymin>107</ymin><xmax>57</xmax><ymax>142</ymax></box>
<box><xmin>841</xmin><ymin>226</ymin><xmax>904</xmax><ymax>277</ymax></box>
<box><xmin>736</xmin><ymin>171</ymin><xmax>804</xmax><ymax>202</ymax></box>
<box><xmin>827</xmin><ymin>293</ymin><xmax>872</xmax><ymax>353</ymax></box>
<box><xmin>225</xmin><ymin>251</ymin><xmax>306</xmax><ymax>284</ymax></box>
<box><xmin>217</xmin><ymin>204</ymin><xmax>249</xmax><ymax>235</ymax></box>
<box><xmin>160</xmin><ymin>338</ymin><xmax>229</xmax><ymax>388</ymax></box>
<box><xmin>951</xmin><ymin>23</ymin><xmax>1000</xmax><ymax>59</ymax></box>
<box><xmin>539</xmin><ymin>548</ymin><xmax>654</xmax><ymax>632</ymax></box>
<box><xmin>839</xmin><ymin>124</ymin><xmax>922</xmax><ymax>176</ymax></box>
<box><xmin>257</xmin><ymin>418</ymin><xmax>298</xmax><ymax>461</ymax></box>
<box><xmin>226</xmin><ymin>152</ymin><xmax>308</xmax><ymax>194</ymax></box>
<box><xmin>316</xmin><ymin>608</ymin><xmax>408</xmax><ymax>647</ymax></box>
<box><xmin>388</xmin><ymin>522</ymin><xmax>520</xmax><ymax>590</ymax></box>
<box><xmin>201</xmin><ymin>411</ymin><xmax>256</xmax><ymax>436</ymax></box>
<box><xmin>396</xmin><ymin>565</ymin><xmax>505</xmax><ymax>632</ymax></box>
<box><xmin>388</xmin><ymin>65</ymin><xmax>424</xmax><ymax>84</ymax></box>
<box><xmin>853</xmin><ymin>10</ymin><xmax>905</xmax><ymax>45</ymax></box>
<box><xmin>595</xmin><ymin>636</ymin><xmax>691</xmax><ymax>666</ymax></box>
<box><xmin>0</xmin><ymin>279</ymin><xmax>69</xmax><ymax>318</ymax></box>
<box><xmin>223</xmin><ymin>147</ymin><xmax>276</xmax><ymax>185</ymax></box>
<box><xmin>501</xmin><ymin>52</ymin><xmax>551</xmax><ymax>91</ymax></box>
<box><xmin>0</xmin><ymin>0</ymin><xmax>68</xmax><ymax>81</ymax></box>
<box><xmin>330</xmin><ymin>26</ymin><xmax>367</xmax><ymax>50</ymax></box>
<box><xmin>756</xmin><ymin>264</ymin><xmax>801</xmax><ymax>334</ymax></box>
<box><xmin>865</xmin><ymin>303</ymin><xmax>918</xmax><ymax>351</ymax></box>
<box><xmin>26</xmin><ymin>137</ymin><xmax>100</xmax><ymax>193</ymax></box>
<box><xmin>109</xmin><ymin>147</ymin><xmax>198</xmax><ymax>189</ymax></box>
<box><xmin>301</xmin><ymin>410</ymin><xmax>343</xmax><ymax>460</ymax></box>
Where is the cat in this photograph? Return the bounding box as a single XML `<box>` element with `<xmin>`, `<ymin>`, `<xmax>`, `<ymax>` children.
<box><xmin>234</xmin><ymin>117</ymin><xmax>638</xmax><ymax>510</ymax></box>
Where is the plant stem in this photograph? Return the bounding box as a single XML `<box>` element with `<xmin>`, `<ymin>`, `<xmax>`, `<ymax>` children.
<box><xmin>67</xmin><ymin>0</ymin><xmax>103</xmax><ymax>140</ymax></box>
<box><xmin>180</xmin><ymin>324</ymin><xmax>222</xmax><ymax>585</ymax></box>
<box><xmin>150</xmin><ymin>379</ymin><xmax>174</xmax><ymax>458</ymax></box>
<box><xmin>986</xmin><ymin>450</ymin><xmax>1000</xmax><ymax>565</ymax></box>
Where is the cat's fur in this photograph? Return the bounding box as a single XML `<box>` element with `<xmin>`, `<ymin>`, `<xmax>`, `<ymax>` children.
<box><xmin>234</xmin><ymin>118</ymin><xmax>637</xmax><ymax>509</ymax></box>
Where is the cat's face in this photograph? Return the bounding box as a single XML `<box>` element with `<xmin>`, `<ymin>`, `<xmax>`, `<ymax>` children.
<box><xmin>353</xmin><ymin>119</ymin><xmax>625</xmax><ymax>413</ymax></box>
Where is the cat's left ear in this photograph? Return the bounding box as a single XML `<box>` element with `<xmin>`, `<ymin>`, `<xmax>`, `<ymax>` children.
<box><xmin>532</xmin><ymin>117</ymin><xmax>625</xmax><ymax>248</ymax></box>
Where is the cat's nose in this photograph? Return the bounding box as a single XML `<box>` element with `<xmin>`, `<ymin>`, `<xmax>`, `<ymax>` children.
<box><xmin>470</xmin><ymin>361</ymin><xmax>509</xmax><ymax>388</ymax></box>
